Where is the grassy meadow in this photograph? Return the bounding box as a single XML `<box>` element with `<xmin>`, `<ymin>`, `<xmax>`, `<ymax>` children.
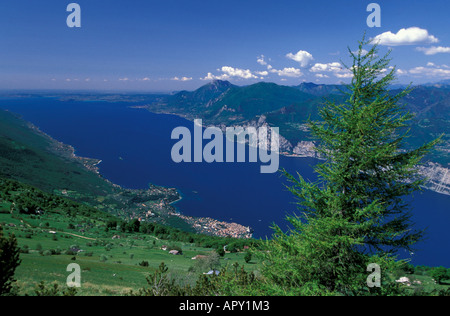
<box><xmin>0</xmin><ymin>208</ymin><xmax>258</xmax><ymax>296</ymax></box>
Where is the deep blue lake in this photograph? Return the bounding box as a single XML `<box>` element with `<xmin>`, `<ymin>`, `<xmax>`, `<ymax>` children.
<box><xmin>0</xmin><ymin>97</ymin><xmax>448</xmax><ymax>267</ymax></box>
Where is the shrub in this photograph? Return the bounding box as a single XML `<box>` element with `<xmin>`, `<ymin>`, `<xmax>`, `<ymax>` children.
<box><xmin>0</xmin><ymin>225</ymin><xmax>21</xmax><ymax>295</ymax></box>
<box><xmin>20</xmin><ymin>245</ymin><xmax>30</xmax><ymax>254</ymax></box>
<box><xmin>430</xmin><ymin>267</ymin><xmax>450</xmax><ymax>285</ymax></box>
<box><xmin>244</xmin><ymin>252</ymin><xmax>252</xmax><ymax>264</ymax></box>
<box><xmin>139</xmin><ymin>261</ymin><xmax>149</xmax><ymax>267</ymax></box>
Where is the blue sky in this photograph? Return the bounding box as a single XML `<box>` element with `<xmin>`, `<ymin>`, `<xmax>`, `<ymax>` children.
<box><xmin>1</xmin><ymin>0</ymin><xmax>450</xmax><ymax>91</ymax></box>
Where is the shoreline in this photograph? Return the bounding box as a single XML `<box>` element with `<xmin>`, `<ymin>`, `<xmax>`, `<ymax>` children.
<box><xmin>27</xmin><ymin>103</ymin><xmax>448</xmax><ymax>241</ymax></box>
<box><xmin>136</xmin><ymin>107</ymin><xmax>450</xmax><ymax>197</ymax></box>
<box><xmin>63</xmin><ymin>142</ymin><xmax>255</xmax><ymax>238</ymax></box>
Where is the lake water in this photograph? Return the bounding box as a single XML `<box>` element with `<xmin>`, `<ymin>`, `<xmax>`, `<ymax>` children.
<box><xmin>0</xmin><ymin>97</ymin><xmax>448</xmax><ymax>267</ymax></box>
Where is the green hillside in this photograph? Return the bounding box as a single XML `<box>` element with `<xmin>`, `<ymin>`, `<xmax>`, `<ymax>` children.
<box><xmin>294</xmin><ymin>82</ymin><xmax>348</xmax><ymax>96</ymax></box>
<box><xmin>146</xmin><ymin>80</ymin><xmax>236</xmax><ymax>118</ymax></box>
<box><xmin>145</xmin><ymin>81</ymin><xmax>450</xmax><ymax>165</ymax></box>
<box><xmin>0</xmin><ymin>109</ymin><xmax>262</xmax><ymax>296</ymax></box>
<box><xmin>0</xmin><ymin>109</ymin><xmax>190</xmax><ymax>230</ymax></box>
<box><xmin>146</xmin><ymin>80</ymin><xmax>320</xmax><ymax>125</ymax></box>
<box><xmin>1</xmin><ymin>176</ymin><xmax>448</xmax><ymax>296</ymax></box>
<box><xmin>0</xmin><ymin>177</ymin><xmax>257</xmax><ymax>296</ymax></box>
<box><xmin>0</xmin><ymin>109</ymin><xmax>112</xmax><ymax>196</ymax></box>
<box><xmin>1</xmin><ymin>84</ymin><xmax>449</xmax><ymax>296</ymax></box>
<box><xmin>203</xmin><ymin>82</ymin><xmax>317</xmax><ymax>125</ymax></box>
<box><xmin>396</xmin><ymin>85</ymin><xmax>450</xmax><ymax>165</ymax></box>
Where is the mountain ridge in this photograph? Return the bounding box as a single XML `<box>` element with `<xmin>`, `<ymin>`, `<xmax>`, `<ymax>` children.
<box><xmin>141</xmin><ymin>80</ymin><xmax>450</xmax><ymax>195</ymax></box>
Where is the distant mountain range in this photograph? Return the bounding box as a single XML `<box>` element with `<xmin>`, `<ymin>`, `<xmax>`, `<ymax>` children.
<box><xmin>143</xmin><ymin>80</ymin><xmax>449</xmax><ymax>166</ymax></box>
<box><xmin>2</xmin><ymin>79</ymin><xmax>448</xmax><ymax>196</ymax></box>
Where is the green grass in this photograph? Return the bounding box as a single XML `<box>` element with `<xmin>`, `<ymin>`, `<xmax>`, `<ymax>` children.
<box><xmin>1</xmin><ymin>211</ymin><xmax>258</xmax><ymax>296</ymax></box>
<box><xmin>2</xmin><ymin>195</ymin><xmax>449</xmax><ymax>296</ymax></box>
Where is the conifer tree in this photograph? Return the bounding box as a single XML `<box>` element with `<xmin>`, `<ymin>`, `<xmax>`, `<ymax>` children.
<box><xmin>0</xmin><ymin>225</ymin><xmax>21</xmax><ymax>295</ymax></box>
<box><xmin>259</xmin><ymin>37</ymin><xmax>440</xmax><ymax>295</ymax></box>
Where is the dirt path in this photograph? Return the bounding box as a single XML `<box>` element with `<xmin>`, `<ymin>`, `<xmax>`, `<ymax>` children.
<box><xmin>57</xmin><ymin>231</ymin><xmax>97</xmax><ymax>241</ymax></box>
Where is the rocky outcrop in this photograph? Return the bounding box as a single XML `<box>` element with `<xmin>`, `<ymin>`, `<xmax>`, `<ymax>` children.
<box><xmin>192</xmin><ymin>115</ymin><xmax>450</xmax><ymax>197</ymax></box>
<box><xmin>292</xmin><ymin>141</ymin><xmax>318</xmax><ymax>158</ymax></box>
<box><xmin>282</xmin><ymin>138</ymin><xmax>450</xmax><ymax>196</ymax></box>
<box><xmin>287</xmin><ymin>141</ymin><xmax>450</xmax><ymax>196</ymax></box>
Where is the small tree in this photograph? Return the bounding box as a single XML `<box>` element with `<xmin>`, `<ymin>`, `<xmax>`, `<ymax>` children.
<box><xmin>129</xmin><ymin>219</ymin><xmax>140</xmax><ymax>233</ymax></box>
<box><xmin>216</xmin><ymin>247</ymin><xmax>225</xmax><ymax>257</ymax></box>
<box><xmin>244</xmin><ymin>252</ymin><xmax>252</xmax><ymax>264</ymax></box>
<box><xmin>258</xmin><ymin>36</ymin><xmax>440</xmax><ymax>295</ymax></box>
<box><xmin>34</xmin><ymin>281</ymin><xmax>77</xmax><ymax>296</ymax></box>
<box><xmin>430</xmin><ymin>267</ymin><xmax>449</xmax><ymax>285</ymax></box>
<box><xmin>192</xmin><ymin>251</ymin><xmax>221</xmax><ymax>273</ymax></box>
<box><xmin>0</xmin><ymin>225</ymin><xmax>21</xmax><ymax>295</ymax></box>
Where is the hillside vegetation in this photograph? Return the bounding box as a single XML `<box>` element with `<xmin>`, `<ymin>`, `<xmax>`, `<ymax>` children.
<box><xmin>0</xmin><ymin>177</ymin><xmax>257</xmax><ymax>296</ymax></box>
<box><xmin>145</xmin><ymin>81</ymin><xmax>450</xmax><ymax>166</ymax></box>
<box><xmin>0</xmin><ymin>109</ymin><xmax>194</xmax><ymax>231</ymax></box>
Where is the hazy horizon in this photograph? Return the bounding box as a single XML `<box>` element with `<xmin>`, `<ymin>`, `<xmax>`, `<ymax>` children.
<box><xmin>2</xmin><ymin>1</ymin><xmax>450</xmax><ymax>91</ymax></box>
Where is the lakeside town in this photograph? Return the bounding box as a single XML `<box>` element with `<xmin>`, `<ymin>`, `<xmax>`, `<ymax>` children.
<box><xmin>168</xmin><ymin>212</ymin><xmax>253</xmax><ymax>239</ymax></box>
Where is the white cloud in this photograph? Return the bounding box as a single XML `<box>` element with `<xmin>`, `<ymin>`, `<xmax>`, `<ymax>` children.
<box><xmin>416</xmin><ymin>46</ymin><xmax>450</xmax><ymax>55</ymax></box>
<box><xmin>286</xmin><ymin>50</ymin><xmax>314</xmax><ymax>67</ymax></box>
<box><xmin>380</xmin><ymin>66</ymin><xmax>395</xmax><ymax>74</ymax></box>
<box><xmin>201</xmin><ymin>66</ymin><xmax>259</xmax><ymax>81</ymax></box>
<box><xmin>119</xmin><ymin>77</ymin><xmax>130</xmax><ymax>81</ymax></box>
<box><xmin>255</xmin><ymin>71</ymin><xmax>269</xmax><ymax>76</ymax></box>
<box><xmin>335</xmin><ymin>73</ymin><xmax>354</xmax><ymax>79</ymax></box>
<box><xmin>201</xmin><ymin>72</ymin><xmax>227</xmax><ymax>81</ymax></box>
<box><xmin>257</xmin><ymin>55</ymin><xmax>268</xmax><ymax>66</ymax></box>
<box><xmin>407</xmin><ymin>63</ymin><xmax>450</xmax><ymax>79</ymax></box>
<box><xmin>221</xmin><ymin>66</ymin><xmax>258</xmax><ymax>79</ymax></box>
<box><xmin>352</xmin><ymin>49</ymin><xmax>369</xmax><ymax>56</ymax></box>
<box><xmin>372</xmin><ymin>27</ymin><xmax>439</xmax><ymax>46</ymax></box>
<box><xmin>172</xmin><ymin>76</ymin><xmax>193</xmax><ymax>81</ymax></box>
<box><xmin>310</xmin><ymin>62</ymin><xmax>353</xmax><ymax>79</ymax></box>
<box><xmin>202</xmin><ymin>66</ymin><xmax>258</xmax><ymax>81</ymax></box>
<box><xmin>272</xmin><ymin>67</ymin><xmax>303</xmax><ymax>78</ymax></box>
<box><xmin>310</xmin><ymin>62</ymin><xmax>342</xmax><ymax>73</ymax></box>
